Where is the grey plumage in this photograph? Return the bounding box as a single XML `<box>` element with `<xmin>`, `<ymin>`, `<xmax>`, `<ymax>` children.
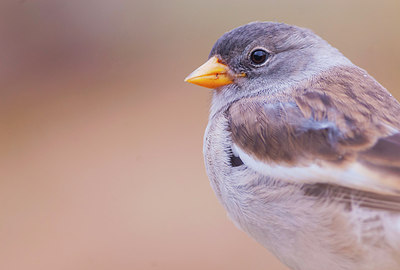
<box><xmin>187</xmin><ymin>21</ymin><xmax>400</xmax><ymax>270</ymax></box>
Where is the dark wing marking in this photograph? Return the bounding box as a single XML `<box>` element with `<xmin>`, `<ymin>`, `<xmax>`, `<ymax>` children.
<box><xmin>360</xmin><ymin>133</ymin><xmax>400</xmax><ymax>167</ymax></box>
<box><xmin>229</xmin><ymin>100</ymin><xmax>346</xmax><ymax>166</ymax></box>
<box><xmin>303</xmin><ymin>183</ymin><xmax>400</xmax><ymax>212</ymax></box>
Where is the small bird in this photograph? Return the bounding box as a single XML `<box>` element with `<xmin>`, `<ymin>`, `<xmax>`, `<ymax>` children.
<box><xmin>185</xmin><ymin>22</ymin><xmax>400</xmax><ymax>270</ymax></box>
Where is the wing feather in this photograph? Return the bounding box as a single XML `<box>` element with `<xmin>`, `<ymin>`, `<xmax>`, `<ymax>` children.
<box><xmin>228</xmin><ymin>66</ymin><xmax>400</xmax><ymax>195</ymax></box>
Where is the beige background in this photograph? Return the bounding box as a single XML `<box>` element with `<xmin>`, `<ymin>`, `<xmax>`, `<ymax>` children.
<box><xmin>1</xmin><ymin>1</ymin><xmax>400</xmax><ymax>269</ymax></box>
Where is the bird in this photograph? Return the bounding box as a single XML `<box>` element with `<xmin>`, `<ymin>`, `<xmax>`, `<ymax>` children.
<box><xmin>184</xmin><ymin>22</ymin><xmax>400</xmax><ymax>270</ymax></box>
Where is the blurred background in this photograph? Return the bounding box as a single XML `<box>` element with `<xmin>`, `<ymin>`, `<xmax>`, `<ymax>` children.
<box><xmin>1</xmin><ymin>0</ymin><xmax>399</xmax><ymax>269</ymax></box>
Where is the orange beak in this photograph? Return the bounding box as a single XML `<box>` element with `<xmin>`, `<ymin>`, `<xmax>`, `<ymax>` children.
<box><xmin>184</xmin><ymin>56</ymin><xmax>244</xmax><ymax>89</ymax></box>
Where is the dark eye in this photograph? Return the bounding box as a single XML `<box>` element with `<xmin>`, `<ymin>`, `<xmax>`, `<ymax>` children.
<box><xmin>250</xmin><ymin>49</ymin><xmax>270</xmax><ymax>65</ymax></box>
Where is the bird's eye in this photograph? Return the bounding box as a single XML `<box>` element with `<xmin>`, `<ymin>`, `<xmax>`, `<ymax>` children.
<box><xmin>250</xmin><ymin>49</ymin><xmax>270</xmax><ymax>65</ymax></box>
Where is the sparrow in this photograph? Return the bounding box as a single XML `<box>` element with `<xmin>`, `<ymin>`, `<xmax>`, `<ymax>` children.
<box><xmin>184</xmin><ymin>22</ymin><xmax>400</xmax><ymax>270</ymax></box>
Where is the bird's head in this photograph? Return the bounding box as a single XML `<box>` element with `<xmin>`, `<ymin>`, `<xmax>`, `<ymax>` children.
<box><xmin>185</xmin><ymin>22</ymin><xmax>352</xmax><ymax>114</ymax></box>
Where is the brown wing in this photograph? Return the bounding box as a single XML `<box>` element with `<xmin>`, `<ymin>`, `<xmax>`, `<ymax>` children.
<box><xmin>228</xmin><ymin>66</ymin><xmax>400</xmax><ymax>193</ymax></box>
<box><xmin>229</xmin><ymin>99</ymin><xmax>348</xmax><ymax>166</ymax></box>
<box><xmin>360</xmin><ymin>133</ymin><xmax>400</xmax><ymax>168</ymax></box>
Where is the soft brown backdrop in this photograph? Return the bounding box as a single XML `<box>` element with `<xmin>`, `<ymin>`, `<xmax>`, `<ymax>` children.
<box><xmin>1</xmin><ymin>1</ymin><xmax>399</xmax><ymax>269</ymax></box>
